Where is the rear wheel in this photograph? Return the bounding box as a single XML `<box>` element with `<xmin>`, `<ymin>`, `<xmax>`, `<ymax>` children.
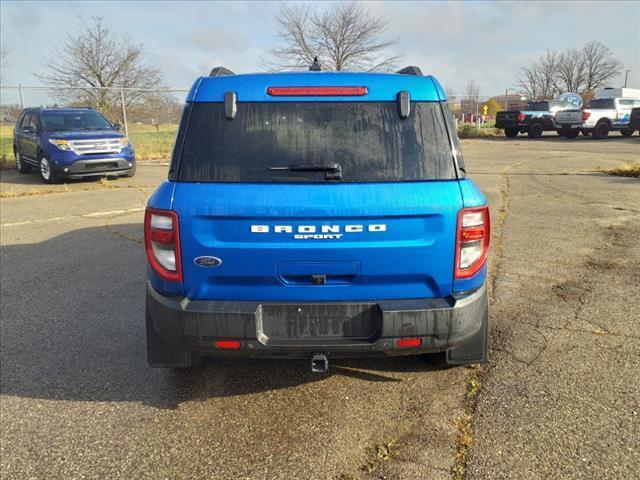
<box><xmin>527</xmin><ymin>123</ymin><xmax>543</xmax><ymax>138</ymax></box>
<box><xmin>15</xmin><ymin>151</ymin><xmax>32</xmax><ymax>173</ymax></box>
<box><xmin>504</xmin><ymin>127</ymin><xmax>519</xmax><ymax>138</ymax></box>
<box><xmin>556</xmin><ymin>129</ymin><xmax>565</xmax><ymax>137</ymax></box>
<box><xmin>620</xmin><ymin>129</ymin><xmax>635</xmax><ymax>137</ymax></box>
<box><xmin>592</xmin><ymin>122</ymin><xmax>610</xmax><ymax>139</ymax></box>
<box><xmin>564</xmin><ymin>129</ymin><xmax>579</xmax><ymax>139</ymax></box>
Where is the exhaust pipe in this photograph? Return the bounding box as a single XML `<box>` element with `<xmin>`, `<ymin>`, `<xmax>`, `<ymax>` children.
<box><xmin>311</xmin><ymin>353</ymin><xmax>329</xmax><ymax>373</ymax></box>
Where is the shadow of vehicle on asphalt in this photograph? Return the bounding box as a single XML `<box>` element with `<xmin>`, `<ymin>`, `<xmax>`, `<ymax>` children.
<box><xmin>1</xmin><ymin>224</ymin><xmax>446</xmax><ymax>410</ymax></box>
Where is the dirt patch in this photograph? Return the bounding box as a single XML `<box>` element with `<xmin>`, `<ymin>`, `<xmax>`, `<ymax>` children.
<box><xmin>602</xmin><ymin>162</ymin><xmax>640</xmax><ymax>178</ymax></box>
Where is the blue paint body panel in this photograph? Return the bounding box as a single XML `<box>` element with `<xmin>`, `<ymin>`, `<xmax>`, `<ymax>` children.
<box><xmin>148</xmin><ymin>71</ymin><xmax>488</xmax><ymax>303</ymax></box>
<box><xmin>187</xmin><ymin>72</ymin><xmax>446</xmax><ymax>103</ymax></box>
<box><xmin>169</xmin><ymin>181</ymin><xmax>463</xmax><ymax>301</ymax></box>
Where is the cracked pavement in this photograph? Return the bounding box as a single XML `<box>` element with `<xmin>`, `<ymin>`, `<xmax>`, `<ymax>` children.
<box><xmin>1</xmin><ymin>136</ymin><xmax>639</xmax><ymax>479</ymax></box>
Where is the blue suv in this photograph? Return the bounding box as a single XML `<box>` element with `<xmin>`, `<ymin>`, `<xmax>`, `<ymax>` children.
<box><xmin>13</xmin><ymin>108</ymin><xmax>135</xmax><ymax>183</ymax></box>
<box><xmin>145</xmin><ymin>66</ymin><xmax>490</xmax><ymax>372</ymax></box>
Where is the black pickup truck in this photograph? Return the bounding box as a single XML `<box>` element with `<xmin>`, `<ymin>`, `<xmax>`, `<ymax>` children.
<box><xmin>496</xmin><ymin>101</ymin><xmax>560</xmax><ymax>138</ymax></box>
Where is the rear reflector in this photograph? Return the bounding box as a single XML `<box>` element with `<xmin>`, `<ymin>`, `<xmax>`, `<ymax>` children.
<box><xmin>150</xmin><ymin>229</ymin><xmax>175</xmax><ymax>245</ymax></box>
<box><xmin>455</xmin><ymin>206</ymin><xmax>490</xmax><ymax>279</ymax></box>
<box><xmin>267</xmin><ymin>86</ymin><xmax>368</xmax><ymax>97</ymax></box>
<box><xmin>397</xmin><ymin>338</ymin><xmax>422</xmax><ymax>348</ymax></box>
<box><xmin>215</xmin><ymin>340</ymin><xmax>241</xmax><ymax>350</ymax></box>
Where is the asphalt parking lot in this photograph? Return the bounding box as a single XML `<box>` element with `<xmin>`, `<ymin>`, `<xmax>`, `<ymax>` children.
<box><xmin>1</xmin><ymin>136</ymin><xmax>639</xmax><ymax>479</ymax></box>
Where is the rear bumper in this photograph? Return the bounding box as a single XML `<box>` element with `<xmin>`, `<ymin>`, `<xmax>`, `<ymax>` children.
<box><xmin>146</xmin><ymin>281</ymin><xmax>488</xmax><ymax>360</ymax></box>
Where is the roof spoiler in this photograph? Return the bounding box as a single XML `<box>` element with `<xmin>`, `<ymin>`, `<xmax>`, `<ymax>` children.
<box><xmin>397</xmin><ymin>66</ymin><xmax>423</xmax><ymax>76</ymax></box>
<box><xmin>209</xmin><ymin>66</ymin><xmax>235</xmax><ymax>77</ymax></box>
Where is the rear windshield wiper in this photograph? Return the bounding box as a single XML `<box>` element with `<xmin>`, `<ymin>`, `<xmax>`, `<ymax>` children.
<box><xmin>269</xmin><ymin>162</ymin><xmax>342</xmax><ymax>180</ymax></box>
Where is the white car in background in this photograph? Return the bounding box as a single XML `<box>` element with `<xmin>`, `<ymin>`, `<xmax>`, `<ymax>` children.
<box><xmin>555</xmin><ymin>88</ymin><xmax>640</xmax><ymax>138</ymax></box>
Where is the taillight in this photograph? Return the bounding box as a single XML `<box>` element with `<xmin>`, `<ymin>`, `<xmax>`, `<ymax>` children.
<box><xmin>144</xmin><ymin>208</ymin><xmax>182</xmax><ymax>282</ymax></box>
<box><xmin>455</xmin><ymin>206</ymin><xmax>490</xmax><ymax>279</ymax></box>
<box><xmin>267</xmin><ymin>86</ymin><xmax>368</xmax><ymax>96</ymax></box>
<box><xmin>517</xmin><ymin>113</ymin><xmax>526</xmax><ymax>122</ymax></box>
<box><xmin>215</xmin><ymin>340</ymin><xmax>241</xmax><ymax>350</ymax></box>
<box><xmin>582</xmin><ymin>111</ymin><xmax>591</xmax><ymax>121</ymax></box>
<box><xmin>397</xmin><ymin>338</ymin><xmax>422</xmax><ymax>348</ymax></box>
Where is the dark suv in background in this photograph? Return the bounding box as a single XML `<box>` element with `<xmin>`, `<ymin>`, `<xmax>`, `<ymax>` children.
<box><xmin>13</xmin><ymin>108</ymin><xmax>135</xmax><ymax>183</ymax></box>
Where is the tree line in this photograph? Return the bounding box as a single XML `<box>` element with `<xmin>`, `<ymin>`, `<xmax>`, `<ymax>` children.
<box><xmin>516</xmin><ymin>42</ymin><xmax>623</xmax><ymax>100</ymax></box>
<box><xmin>3</xmin><ymin>4</ymin><xmax>628</xmax><ymax>119</ymax></box>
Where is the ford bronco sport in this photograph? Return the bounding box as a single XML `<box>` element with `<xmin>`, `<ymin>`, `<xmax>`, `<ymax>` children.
<box><xmin>145</xmin><ymin>66</ymin><xmax>490</xmax><ymax>372</ymax></box>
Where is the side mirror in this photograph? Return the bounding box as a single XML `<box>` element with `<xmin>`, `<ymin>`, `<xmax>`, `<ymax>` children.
<box><xmin>22</xmin><ymin>125</ymin><xmax>36</xmax><ymax>134</ymax></box>
<box><xmin>113</xmin><ymin>123</ymin><xmax>121</xmax><ymax>131</ymax></box>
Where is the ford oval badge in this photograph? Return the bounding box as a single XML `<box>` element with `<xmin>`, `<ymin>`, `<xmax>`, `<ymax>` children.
<box><xmin>194</xmin><ymin>256</ymin><xmax>223</xmax><ymax>268</ymax></box>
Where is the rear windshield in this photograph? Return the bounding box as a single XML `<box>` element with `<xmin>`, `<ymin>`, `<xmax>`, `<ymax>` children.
<box><xmin>525</xmin><ymin>102</ymin><xmax>549</xmax><ymax>111</ymax></box>
<box><xmin>175</xmin><ymin>102</ymin><xmax>456</xmax><ymax>183</ymax></box>
<box><xmin>587</xmin><ymin>99</ymin><xmax>615</xmax><ymax>109</ymax></box>
<box><xmin>40</xmin><ymin>110</ymin><xmax>114</xmax><ymax>132</ymax></box>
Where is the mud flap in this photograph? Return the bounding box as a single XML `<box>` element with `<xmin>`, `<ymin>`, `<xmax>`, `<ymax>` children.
<box><xmin>446</xmin><ymin>300</ymin><xmax>489</xmax><ymax>365</ymax></box>
<box><xmin>146</xmin><ymin>297</ymin><xmax>194</xmax><ymax>368</ymax></box>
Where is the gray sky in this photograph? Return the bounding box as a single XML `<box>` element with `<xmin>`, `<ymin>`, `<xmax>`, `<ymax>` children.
<box><xmin>1</xmin><ymin>0</ymin><xmax>639</xmax><ymax>103</ymax></box>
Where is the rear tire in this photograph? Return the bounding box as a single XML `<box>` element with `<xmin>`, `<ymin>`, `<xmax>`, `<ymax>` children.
<box><xmin>592</xmin><ymin>122</ymin><xmax>610</xmax><ymax>139</ymax></box>
<box><xmin>15</xmin><ymin>151</ymin><xmax>32</xmax><ymax>173</ymax></box>
<box><xmin>527</xmin><ymin>123</ymin><xmax>543</xmax><ymax>138</ymax></box>
<box><xmin>504</xmin><ymin>127</ymin><xmax>519</xmax><ymax>138</ymax></box>
<box><xmin>620</xmin><ymin>129</ymin><xmax>634</xmax><ymax>137</ymax></box>
<box><xmin>556</xmin><ymin>129</ymin><xmax>564</xmax><ymax>137</ymax></box>
<box><xmin>564</xmin><ymin>129</ymin><xmax>579</xmax><ymax>139</ymax></box>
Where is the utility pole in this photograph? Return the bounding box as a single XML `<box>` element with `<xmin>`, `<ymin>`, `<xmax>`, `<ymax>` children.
<box><xmin>624</xmin><ymin>69</ymin><xmax>631</xmax><ymax>88</ymax></box>
<box><xmin>120</xmin><ymin>89</ymin><xmax>129</xmax><ymax>136</ymax></box>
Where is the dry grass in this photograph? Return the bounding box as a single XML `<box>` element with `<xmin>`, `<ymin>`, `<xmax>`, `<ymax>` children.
<box><xmin>603</xmin><ymin>162</ymin><xmax>640</xmax><ymax>178</ymax></box>
<box><xmin>0</xmin><ymin>122</ymin><xmax>177</xmax><ymax>169</ymax></box>
<box><xmin>452</xmin><ymin>365</ymin><xmax>484</xmax><ymax>480</ymax></box>
<box><xmin>457</xmin><ymin>124</ymin><xmax>500</xmax><ymax>139</ymax></box>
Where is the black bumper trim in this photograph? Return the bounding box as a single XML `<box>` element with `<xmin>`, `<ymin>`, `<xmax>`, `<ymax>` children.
<box><xmin>55</xmin><ymin>158</ymin><xmax>134</xmax><ymax>177</ymax></box>
<box><xmin>146</xmin><ymin>282</ymin><xmax>488</xmax><ymax>358</ymax></box>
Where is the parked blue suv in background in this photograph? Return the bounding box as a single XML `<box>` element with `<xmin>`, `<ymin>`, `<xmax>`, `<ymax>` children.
<box><xmin>145</xmin><ymin>65</ymin><xmax>490</xmax><ymax>372</ymax></box>
<box><xmin>13</xmin><ymin>108</ymin><xmax>135</xmax><ymax>183</ymax></box>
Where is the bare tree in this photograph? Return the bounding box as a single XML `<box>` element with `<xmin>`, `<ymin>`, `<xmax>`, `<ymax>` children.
<box><xmin>581</xmin><ymin>41</ymin><xmax>623</xmax><ymax>92</ymax></box>
<box><xmin>267</xmin><ymin>2</ymin><xmax>401</xmax><ymax>71</ymax></box>
<box><xmin>464</xmin><ymin>79</ymin><xmax>479</xmax><ymax>99</ymax></box>
<box><xmin>516</xmin><ymin>50</ymin><xmax>560</xmax><ymax>100</ymax></box>
<box><xmin>556</xmin><ymin>49</ymin><xmax>587</xmax><ymax>93</ymax></box>
<box><xmin>37</xmin><ymin>17</ymin><xmax>164</xmax><ymax>119</ymax></box>
<box><xmin>516</xmin><ymin>42</ymin><xmax>623</xmax><ymax>98</ymax></box>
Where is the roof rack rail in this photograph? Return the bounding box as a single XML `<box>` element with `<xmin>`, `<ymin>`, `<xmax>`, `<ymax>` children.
<box><xmin>209</xmin><ymin>66</ymin><xmax>235</xmax><ymax>77</ymax></box>
<box><xmin>397</xmin><ymin>66</ymin><xmax>423</xmax><ymax>76</ymax></box>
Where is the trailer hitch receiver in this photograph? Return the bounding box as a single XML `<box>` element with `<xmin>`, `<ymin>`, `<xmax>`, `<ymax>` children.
<box><xmin>311</xmin><ymin>353</ymin><xmax>329</xmax><ymax>373</ymax></box>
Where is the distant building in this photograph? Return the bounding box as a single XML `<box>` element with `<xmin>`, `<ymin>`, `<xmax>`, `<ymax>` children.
<box><xmin>491</xmin><ymin>94</ymin><xmax>528</xmax><ymax>111</ymax></box>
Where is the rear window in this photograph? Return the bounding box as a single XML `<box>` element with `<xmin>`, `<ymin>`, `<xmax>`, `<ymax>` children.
<box><xmin>525</xmin><ymin>102</ymin><xmax>549</xmax><ymax>111</ymax></box>
<box><xmin>587</xmin><ymin>99</ymin><xmax>615</xmax><ymax>109</ymax></box>
<box><xmin>175</xmin><ymin>102</ymin><xmax>456</xmax><ymax>183</ymax></box>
